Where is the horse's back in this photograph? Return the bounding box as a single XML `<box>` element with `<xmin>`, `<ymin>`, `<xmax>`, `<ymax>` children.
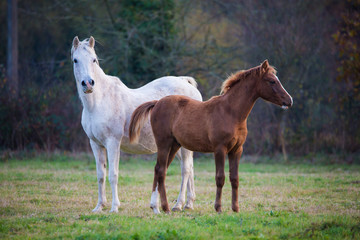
<box><xmin>135</xmin><ymin>76</ymin><xmax>202</xmax><ymax>102</ymax></box>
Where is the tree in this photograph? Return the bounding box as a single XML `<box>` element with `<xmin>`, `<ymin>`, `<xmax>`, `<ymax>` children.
<box><xmin>6</xmin><ymin>0</ymin><xmax>18</xmax><ymax>99</ymax></box>
<box><xmin>333</xmin><ymin>0</ymin><xmax>360</xmax><ymax>151</ymax></box>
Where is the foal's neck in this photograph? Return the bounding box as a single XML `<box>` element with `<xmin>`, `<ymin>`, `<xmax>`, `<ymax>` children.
<box><xmin>223</xmin><ymin>76</ymin><xmax>259</xmax><ymax>122</ymax></box>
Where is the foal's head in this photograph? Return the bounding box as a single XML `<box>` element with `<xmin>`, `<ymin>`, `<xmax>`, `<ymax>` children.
<box><xmin>71</xmin><ymin>36</ymin><xmax>99</xmax><ymax>94</ymax></box>
<box><xmin>256</xmin><ymin>60</ymin><xmax>293</xmax><ymax>109</ymax></box>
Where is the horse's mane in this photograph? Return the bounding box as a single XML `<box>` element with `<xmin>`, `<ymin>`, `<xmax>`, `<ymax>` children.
<box><xmin>220</xmin><ymin>65</ymin><xmax>276</xmax><ymax>94</ymax></box>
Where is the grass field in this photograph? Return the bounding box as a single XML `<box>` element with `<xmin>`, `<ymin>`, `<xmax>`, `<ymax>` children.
<box><xmin>0</xmin><ymin>153</ymin><xmax>359</xmax><ymax>239</ymax></box>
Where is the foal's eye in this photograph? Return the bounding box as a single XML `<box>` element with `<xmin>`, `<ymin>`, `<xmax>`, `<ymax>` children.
<box><xmin>74</xmin><ymin>59</ymin><xmax>78</xmax><ymax>63</ymax></box>
<box><xmin>270</xmin><ymin>80</ymin><xmax>276</xmax><ymax>84</ymax></box>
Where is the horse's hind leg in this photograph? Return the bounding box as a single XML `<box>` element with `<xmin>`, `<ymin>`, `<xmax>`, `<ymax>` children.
<box><xmin>184</xmin><ymin>149</ymin><xmax>196</xmax><ymax>210</ymax></box>
<box><xmin>172</xmin><ymin>148</ymin><xmax>195</xmax><ymax>211</ymax></box>
<box><xmin>90</xmin><ymin>140</ymin><xmax>107</xmax><ymax>212</ymax></box>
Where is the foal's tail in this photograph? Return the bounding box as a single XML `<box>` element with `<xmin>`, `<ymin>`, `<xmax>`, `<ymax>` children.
<box><xmin>129</xmin><ymin>100</ymin><xmax>158</xmax><ymax>144</ymax></box>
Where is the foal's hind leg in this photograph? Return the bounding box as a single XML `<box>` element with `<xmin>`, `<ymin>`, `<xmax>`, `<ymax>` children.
<box><xmin>172</xmin><ymin>148</ymin><xmax>195</xmax><ymax>211</ymax></box>
<box><xmin>153</xmin><ymin>141</ymin><xmax>180</xmax><ymax>213</ymax></box>
<box><xmin>150</xmin><ymin>168</ymin><xmax>160</xmax><ymax>214</ymax></box>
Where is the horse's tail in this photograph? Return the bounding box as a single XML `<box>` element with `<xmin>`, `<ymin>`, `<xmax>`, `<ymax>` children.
<box><xmin>179</xmin><ymin>76</ymin><xmax>198</xmax><ymax>88</ymax></box>
<box><xmin>129</xmin><ymin>100</ymin><xmax>158</xmax><ymax>144</ymax></box>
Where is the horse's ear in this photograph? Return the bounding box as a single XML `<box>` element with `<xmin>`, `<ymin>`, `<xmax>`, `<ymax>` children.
<box><xmin>261</xmin><ymin>60</ymin><xmax>269</xmax><ymax>74</ymax></box>
<box><xmin>89</xmin><ymin>36</ymin><xmax>95</xmax><ymax>48</ymax></box>
<box><xmin>73</xmin><ymin>36</ymin><xmax>80</xmax><ymax>49</ymax></box>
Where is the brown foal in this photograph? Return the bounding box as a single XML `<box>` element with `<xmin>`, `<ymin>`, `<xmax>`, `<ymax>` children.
<box><xmin>129</xmin><ymin>60</ymin><xmax>293</xmax><ymax>213</ymax></box>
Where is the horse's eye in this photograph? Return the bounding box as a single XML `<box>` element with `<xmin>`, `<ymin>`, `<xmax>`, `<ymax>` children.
<box><xmin>93</xmin><ymin>59</ymin><xmax>96</xmax><ymax>63</ymax></box>
<box><xmin>74</xmin><ymin>59</ymin><xmax>78</xmax><ymax>63</ymax></box>
<box><xmin>270</xmin><ymin>80</ymin><xmax>276</xmax><ymax>84</ymax></box>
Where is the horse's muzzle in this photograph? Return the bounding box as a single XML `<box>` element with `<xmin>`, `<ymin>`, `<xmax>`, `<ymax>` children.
<box><xmin>81</xmin><ymin>79</ymin><xmax>95</xmax><ymax>94</ymax></box>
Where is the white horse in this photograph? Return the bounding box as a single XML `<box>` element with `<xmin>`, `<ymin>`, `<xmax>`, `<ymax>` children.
<box><xmin>71</xmin><ymin>36</ymin><xmax>202</xmax><ymax>213</ymax></box>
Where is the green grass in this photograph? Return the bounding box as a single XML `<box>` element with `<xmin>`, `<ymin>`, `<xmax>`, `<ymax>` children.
<box><xmin>0</xmin><ymin>153</ymin><xmax>359</xmax><ymax>239</ymax></box>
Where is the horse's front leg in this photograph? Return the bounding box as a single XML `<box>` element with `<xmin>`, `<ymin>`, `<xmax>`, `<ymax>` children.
<box><xmin>90</xmin><ymin>140</ymin><xmax>107</xmax><ymax>212</ymax></box>
<box><xmin>172</xmin><ymin>148</ymin><xmax>195</xmax><ymax>211</ymax></box>
<box><xmin>106</xmin><ymin>139</ymin><xmax>121</xmax><ymax>213</ymax></box>
<box><xmin>214</xmin><ymin>147</ymin><xmax>226</xmax><ymax>213</ymax></box>
<box><xmin>228</xmin><ymin>146</ymin><xmax>243</xmax><ymax>212</ymax></box>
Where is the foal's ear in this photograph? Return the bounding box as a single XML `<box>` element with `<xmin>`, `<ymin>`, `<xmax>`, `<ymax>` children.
<box><xmin>73</xmin><ymin>36</ymin><xmax>80</xmax><ymax>49</ymax></box>
<box><xmin>89</xmin><ymin>36</ymin><xmax>95</xmax><ymax>48</ymax></box>
<box><xmin>261</xmin><ymin>60</ymin><xmax>269</xmax><ymax>72</ymax></box>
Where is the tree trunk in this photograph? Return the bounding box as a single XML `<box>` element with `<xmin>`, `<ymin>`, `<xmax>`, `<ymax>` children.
<box><xmin>279</xmin><ymin>112</ymin><xmax>288</xmax><ymax>162</ymax></box>
<box><xmin>7</xmin><ymin>0</ymin><xmax>18</xmax><ymax>99</ymax></box>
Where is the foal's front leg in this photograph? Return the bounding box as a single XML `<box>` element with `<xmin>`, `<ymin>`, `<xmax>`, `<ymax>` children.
<box><xmin>90</xmin><ymin>140</ymin><xmax>107</xmax><ymax>212</ymax></box>
<box><xmin>214</xmin><ymin>148</ymin><xmax>226</xmax><ymax>213</ymax></box>
<box><xmin>106</xmin><ymin>139</ymin><xmax>121</xmax><ymax>213</ymax></box>
<box><xmin>228</xmin><ymin>147</ymin><xmax>242</xmax><ymax>212</ymax></box>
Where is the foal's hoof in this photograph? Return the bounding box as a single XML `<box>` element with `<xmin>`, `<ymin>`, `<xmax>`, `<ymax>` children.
<box><xmin>214</xmin><ymin>204</ymin><xmax>222</xmax><ymax>213</ymax></box>
<box><xmin>232</xmin><ymin>206</ymin><xmax>240</xmax><ymax>212</ymax></box>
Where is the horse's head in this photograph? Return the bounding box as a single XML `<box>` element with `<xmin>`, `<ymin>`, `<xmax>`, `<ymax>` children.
<box><xmin>71</xmin><ymin>36</ymin><xmax>99</xmax><ymax>94</ymax></box>
<box><xmin>257</xmin><ymin>60</ymin><xmax>293</xmax><ymax>109</ymax></box>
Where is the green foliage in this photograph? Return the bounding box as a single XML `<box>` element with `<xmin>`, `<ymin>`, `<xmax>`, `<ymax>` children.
<box><xmin>104</xmin><ymin>0</ymin><xmax>177</xmax><ymax>87</ymax></box>
<box><xmin>0</xmin><ymin>71</ymin><xmax>84</xmax><ymax>150</ymax></box>
<box><xmin>333</xmin><ymin>0</ymin><xmax>360</xmax><ymax>151</ymax></box>
<box><xmin>0</xmin><ymin>0</ymin><xmax>359</xmax><ymax>155</ymax></box>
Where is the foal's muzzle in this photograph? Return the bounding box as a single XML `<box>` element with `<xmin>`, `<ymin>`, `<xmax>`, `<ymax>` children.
<box><xmin>81</xmin><ymin>79</ymin><xmax>95</xmax><ymax>93</ymax></box>
<box><xmin>281</xmin><ymin>96</ymin><xmax>293</xmax><ymax>110</ymax></box>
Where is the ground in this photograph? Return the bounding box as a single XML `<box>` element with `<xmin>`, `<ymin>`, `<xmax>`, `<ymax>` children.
<box><xmin>0</xmin><ymin>153</ymin><xmax>359</xmax><ymax>239</ymax></box>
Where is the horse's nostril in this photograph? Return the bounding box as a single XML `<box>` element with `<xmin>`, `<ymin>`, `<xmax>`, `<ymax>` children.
<box><xmin>91</xmin><ymin>80</ymin><xmax>95</xmax><ymax>86</ymax></box>
<box><xmin>81</xmin><ymin>81</ymin><xmax>86</xmax><ymax>86</ymax></box>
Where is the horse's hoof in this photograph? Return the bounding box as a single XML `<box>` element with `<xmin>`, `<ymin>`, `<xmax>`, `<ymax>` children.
<box><xmin>184</xmin><ymin>204</ymin><xmax>194</xmax><ymax>210</ymax></box>
<box><xmin>92</xmin><ymin>204</ymin><xmax>103</xmax><ymax>213</ymax></box>
<box><xmin>92</xmin><ymin>208</ymin><xmax>102</xmax><ymax>213</ymax></box>
<box><xmin>109</xmin><ymin>206</ymin><xmax>119</xmax><ymax>213</ymax></box>
<box><xmin>172</xmin><ymin>206</ymin><xmax>182</xmax><ymax>212</ymax></box>
<box><xmin>151</xmin><ymin>207</ymin><xmax>161</xmax><ymax>214</ymax></box>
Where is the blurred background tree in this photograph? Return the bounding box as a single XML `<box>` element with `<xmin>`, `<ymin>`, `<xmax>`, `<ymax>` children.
<box><xmin>0</xmin><ymin>0</ymin><xmax>359</xmax><ymax>158</ymax></box>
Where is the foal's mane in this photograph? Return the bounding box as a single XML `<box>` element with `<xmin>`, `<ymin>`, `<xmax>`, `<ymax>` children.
<box><xmin>220</xmin><ymin>65</ymin><xmax>276</xmax><ymax>94</ymax></box>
